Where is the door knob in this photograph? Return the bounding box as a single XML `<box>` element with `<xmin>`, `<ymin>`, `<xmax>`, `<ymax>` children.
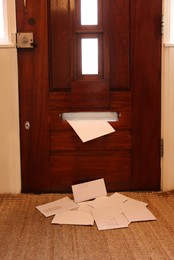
<box><xmin>25</xmin><ymin>121</ymin><xmax>30</xmax><ymax>130</ymax></box>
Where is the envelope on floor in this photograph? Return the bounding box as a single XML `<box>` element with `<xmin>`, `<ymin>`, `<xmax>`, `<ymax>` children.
<box><xmin>88</xmin><ymin>193</ymin><xmax>128</xmax><ymax>209</ymax></box>
<box><xmin>36</xmin><ymin>196</ymin><xmax>78</xmax><ymax>217</ymax></box>
<box><xmin>87</xmin><ymin>196</ymin><xmax>111</xmax><ymax>208</ymax></box>
<box><xmin>72</xmin><ymin>178</ymin><xmax>107</xmax><ymax>203</ymax></box>
<box><xmin>120</xmin><ymin>199</ymin><xmax>156</xmax><ymax>222</ymax></box>
<box><xmin>109</xmin><ymin>192</ymin><xmax>130</xmax><ymax>204</ymax></box>
<box><xmin>91</xmin><ymin>207</ymin><xmax>130</xmax><ymax>230</ymax></box>
<box><xmin>77</xmin><ymin>202</ymin><xmax>94</xmax><ymax>213</ymax></box>
<box><xmin>51</xmin><ymin>210</ymin><xmax>94</xmax><ymax>226</ymax></box>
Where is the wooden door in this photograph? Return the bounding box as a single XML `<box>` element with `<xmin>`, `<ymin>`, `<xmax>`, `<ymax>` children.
<box><xmin>16</xmin><ymin>0</ymin><xmax>162</xmax><ymax>192</ymax></box>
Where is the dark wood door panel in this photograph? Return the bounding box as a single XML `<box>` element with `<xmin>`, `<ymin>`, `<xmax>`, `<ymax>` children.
<box><xmin>49</xmin><ymin>0</ymin><xmax>130</xmax><ymax>90</ymax></box>
<box><xmin>50</xmin><ymin>130</ymin><xmax>131</xmax><ymax>151</ymax></box>
<box><xmin>109</xmin><ymin>0</ymin><xmax>130</xmax><ymax>89</ymax></box>
<box><xmin>71</xmin><ymin>81</ymin><xmax>110</xmax><ymax>109</ymax></box>
<box><xmin>50</xmin><ymin>154</ymin><xmax>131</xmax><ymax>192</ymax></box>
<box><xmin>49</xmin><ymin>92</ymin><xmax>70</xmax><ymax>110</ymax></box>
<box><xmin>16</xmin><ymin>0</ymin><xmax>162</xmax><ymax>192</ymax></box>
<box><xmin>131</xmin><ymin>0</ymin><xmax>162</xmax><ymax>190</ymax></box>
<box><xmin>49</xmin><ymin>0</ymin><xmax>71</xmax><ymax>90</ymax></box>
<box><xmin>16</xmin><ymin>0</ymin><xmax>50</xmax><ymax>192</ymax></box>
<box><xmin>49</xmin><ymin>91</ymin><xmax>131</xmax><ymax>130</ymax></box>
<box><xmin>111</xmin><ymin>91</ymin><xmax>131</xmax><ymax>129</ymax></box>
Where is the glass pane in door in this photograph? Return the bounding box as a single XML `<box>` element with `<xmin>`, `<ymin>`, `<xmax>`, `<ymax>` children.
<box><xmin>0</xmin><ymin>0</ymin><xmax>5</xmax><ymax>39</ymax></box>
<box><xmin>81</xmin><ymin>38</ymin><xmax>98</xmax><ymax>75</ymax></box>
<box><xmin>81</xmin><ymin>0</ymin><xmax>98</xmax><ymax>25</ymax></box>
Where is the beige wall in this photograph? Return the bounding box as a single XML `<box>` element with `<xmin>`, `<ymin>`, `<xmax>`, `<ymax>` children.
<box><xmin>0</xmin><ymin>1</ymin><xmax>21</xmax><ymax>193</ymax></box>
<box><xmin>0</xmin><ymin>47</ymin><xmax>21</xmax><ymax>193</ymax></box>
<box><xmin>161</xmin><ymin>45</ymin><xmax>174</xmax><ymax>190</ymax></box>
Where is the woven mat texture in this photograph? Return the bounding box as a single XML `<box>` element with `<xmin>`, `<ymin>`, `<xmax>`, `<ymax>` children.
<box><xmin>0</xmin><ymin>192</ymin><xmax>174</xmax><ymax>260</ymax></box>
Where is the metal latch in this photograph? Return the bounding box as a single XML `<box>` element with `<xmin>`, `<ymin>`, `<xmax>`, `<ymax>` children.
<box><xmin>16</xmin><ymin>32</ymin><xmax>34</xmax><ymax>48</ymax></box>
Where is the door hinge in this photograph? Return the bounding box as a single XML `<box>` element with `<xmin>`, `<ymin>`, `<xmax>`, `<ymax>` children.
<box><xmin>161</xmin><ymin>138</ymin><xmax>164</xmax><ymax>157</ymax></box>
<box><xmin>161</xmin><ymin>15</ymin><xmax>164</xmax><ymax>36</ymax></box>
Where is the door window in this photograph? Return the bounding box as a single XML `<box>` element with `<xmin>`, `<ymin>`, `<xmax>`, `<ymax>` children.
<box><xmin>80</xmin><ymin>0</ymin><xmax>98</xmax><ymax>25</ymax></box>
<box><xmin>81</xmin><ymin>38</ymin><xmax>98</xmax><ymax>75</ymax></box>
<box><xmin>0</xmin><ymin>0</ymin><xmax>7</xmax><ymax>43</ymax></box>
<box><xmin>76</xmin><ymin>0</ymin><xmax>103</xmax><ymax>79</ymax></box>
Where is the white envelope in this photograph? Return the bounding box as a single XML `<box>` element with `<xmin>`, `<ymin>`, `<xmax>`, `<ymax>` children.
<box><xmin>36</xmin><ymin>196</ymin><xmax>78</xmax><ymax>217</ymax></box>
<box><xmin>72</xmin><ymin>178</ymin><xmax>107</xmax><ymax>203</ymax></box>
<box><xmin>91</xmin><ymin>207</ymin><xmax>130</xmax><ymax>230</ymax></box>
<box><xmin>77</xmin><ymin>202</ymin><xmax>94</xmax><ymax>213</ymax></box>
<box><xmin>120</xmin><ymin>200</ymin><xmax>156</xmax><ymax>222</ymax></box>
<box><xmin>109</xmin><ymin>192</ymin><xmax>130</xmax><ymax>203</ymax></box>
<box><xmin>109</xmin><ymin>193</ymin><xmax>148</xmax><ymax>207</ymax></box>
<box><xmin>87</xmin><ymin>196</ymin><xmax>111</xmax><ymax>208</ymax></box>
<box><xmin>51</xmin><ymin>210</ymin><xmax>94</xmax><ymax>226</ymax></box>
<box><xmin>88</xmin><ymin>193</ymin><xmax>129</xmax><ymax>209</ymax></box>
<box><xmin>67</xmin><ymin>120</ymin><xmax>115</xmax><ymax>142</ymax></box>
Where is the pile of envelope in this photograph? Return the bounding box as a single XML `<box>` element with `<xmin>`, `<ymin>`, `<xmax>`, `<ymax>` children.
<box><xmin>36</xmin><ymin>179</ymin><xmax>156</xmax><ymax>230</ymax></box>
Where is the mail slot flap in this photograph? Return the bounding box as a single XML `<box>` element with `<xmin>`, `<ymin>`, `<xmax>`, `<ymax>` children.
<box><xmin>62</xmin><ymin>112</ymin><xmax>118</xmax><ymax>122</ymax></box>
